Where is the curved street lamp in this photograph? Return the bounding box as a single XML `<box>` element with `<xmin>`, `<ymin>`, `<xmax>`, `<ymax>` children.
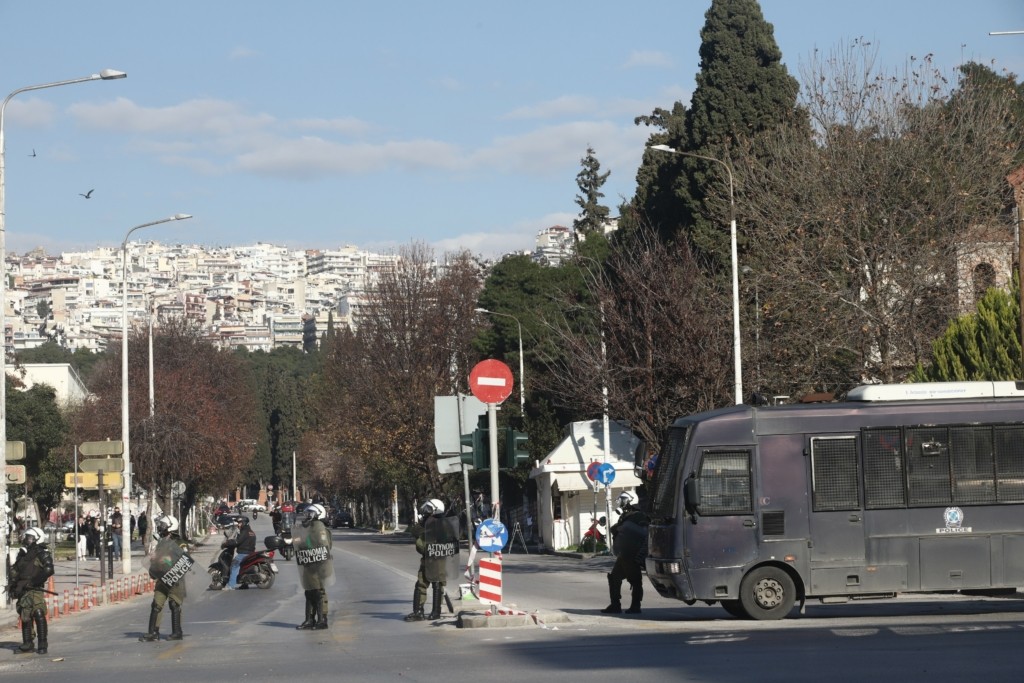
<box><xmin>474</xmin><ymin>307</ymin><xmax>525</xmax><ymax>415</ymax></box>
<box><xmin>649</xmin><ymin>144</ymin><xmax>743</xmax><ymax>406</ymax></box>
<box><xmin>0</xmin><ymin>69</ymin><xmax>126</xmax><ymax>604</ymax></box>
<box><xmin>121</xmin><ymin>214</ymin><xmax>191</xmax><ymax>574</ymax></box>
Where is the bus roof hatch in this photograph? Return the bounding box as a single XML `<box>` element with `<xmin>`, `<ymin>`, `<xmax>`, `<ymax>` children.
<box><xmin>846</xmin><ymin>381</ymin><xmax>1024</xmax><ymax>402</ymax></box>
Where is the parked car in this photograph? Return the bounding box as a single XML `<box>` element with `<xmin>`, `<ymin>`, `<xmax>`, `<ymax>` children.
<box><xmin>330</xmin><ymin>508</ymin><xmax>355</xmax><ymax>529</ymax></box>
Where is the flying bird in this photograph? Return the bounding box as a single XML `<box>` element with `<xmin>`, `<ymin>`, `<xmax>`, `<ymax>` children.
<box><xmin>79</xmin><ymin>189</ymin><xmax>94</xmax><ymax>199</ymax></box>
<box><xmin>28</xmin><ymin>149</ymin><xmax>36</xmax><ymax>158</ymax></box>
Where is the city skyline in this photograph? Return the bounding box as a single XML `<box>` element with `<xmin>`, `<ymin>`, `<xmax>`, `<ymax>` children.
<box><xmin>0</xmin><ymin>1</ymin><xmax>1020</xmax><ymax>260</ymax></box>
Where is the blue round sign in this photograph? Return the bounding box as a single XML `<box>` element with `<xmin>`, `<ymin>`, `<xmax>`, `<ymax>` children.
<box><xmin>596</xmin><ymin>463</ymin><xmax>616</xmax><ymax>486</ymax></box>
<box><xmin>475</xmin><ymin>519</ymin><xmax>508</xmax><ymax>553</ymax></box>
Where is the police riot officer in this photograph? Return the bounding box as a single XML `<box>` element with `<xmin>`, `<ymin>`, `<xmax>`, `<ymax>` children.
<box><xmin>405</xmin><ymin>499</ymin><xmax>458</xmax><ymax>622</ymax></box>
<box><xmin>601</xmin><ymin>491</ymin><xmax>649</xmax><ymax>615</ymax></box>
<box><xmin>10</xmin><ymin>527</ymin><xmax>54</xmax><ymax>654</ymax></box>
<box><xmin>140</xmin><ymin>514</ymin><xmax>193</xmax><ymax>642</ymax></box>
<box><xmin>294</xmin><ymin>503</ymin><xmax>333</xmax><ymax>630</ymax></box>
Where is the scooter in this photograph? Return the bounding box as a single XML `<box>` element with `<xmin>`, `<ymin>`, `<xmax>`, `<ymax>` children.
<box><xmin>208</xmin><ymin>535</ymin><xmax>282</xmax><ymax>590</ymax></box>
<box><xmin>576</xmin><ymin>516</ymin><xmax>607</xmax><ymax>553</ymax></box>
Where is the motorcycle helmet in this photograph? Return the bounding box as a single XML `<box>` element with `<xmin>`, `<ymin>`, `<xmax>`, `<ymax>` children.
<box><xmin>154</xmin><ymin>513</ymin><xmax>179</xmax><ymax>537</ymax></box>
<box><xmin>304</xmin><ymin>504</ymin><xmax>326</xmax><ymax>522</ymax></box>
<box><xmin>22</xmin><ymin>526</ymin><xmax>45</xmax><ymax>545</ymax></box>
<box><xmin>420</xmin><ymin>499</ymin><xmax>444</xmax><ymax>516</ymax></box>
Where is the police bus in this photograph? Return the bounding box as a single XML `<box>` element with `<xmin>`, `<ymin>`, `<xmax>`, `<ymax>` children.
<box><xmin>643</xmin><ymin>381</ymin><xmax>1024</xmax><ymax>620</ymax></box>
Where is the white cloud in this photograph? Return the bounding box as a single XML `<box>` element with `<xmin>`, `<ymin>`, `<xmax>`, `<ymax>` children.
<box><xmin>4</xmin><ymin>98</ymin><xmax>57</xmax><ymax>128</ymax></box>
<box><xmin>229</xmin><ymin>46</ymin><xmax>258</xmax><ymax>60</ymax></box>
<box><xmin>292</xmin><ymin>116</ymin><xmax>374</xmax><ymax>136</ymax></box>
<box><xmin>502</xmin><ymin>95</ymin><xmax>598</xmax><ymax>120</ymax></box>
<box><xmin>69</xmin><ymin>97</ymin><xmax>275</xmax><ymax>136</ymax></box>
<box><xmin>621</xmin><ymin>50</ymin><xmax>675</xmax><ymax>69</ymax></box>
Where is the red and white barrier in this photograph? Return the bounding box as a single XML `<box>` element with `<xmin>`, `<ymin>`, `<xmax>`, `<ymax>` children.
<box><xmin>478</xmin><ymin>557</ymin><xmax>502</xmax><ymax>605</ymax></box>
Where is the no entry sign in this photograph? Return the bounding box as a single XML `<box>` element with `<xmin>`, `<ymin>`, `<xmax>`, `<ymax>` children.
<box><xmin>469</xmin><ymin>359</ymin><xmax>514</xmax><ymax>404</ymax></box>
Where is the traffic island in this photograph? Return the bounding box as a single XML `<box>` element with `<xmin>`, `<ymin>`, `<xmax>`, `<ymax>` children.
<box><xmin>456</xmin><ymin>608</ymin><xmax>572</xmax><ymax>629</ymax></box>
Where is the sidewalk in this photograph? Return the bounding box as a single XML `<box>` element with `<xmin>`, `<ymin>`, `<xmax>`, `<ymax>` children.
<box><xmin>2</xmin><ymin>533</ymin><xmax>214</xmax><ymax>631</ymax></box>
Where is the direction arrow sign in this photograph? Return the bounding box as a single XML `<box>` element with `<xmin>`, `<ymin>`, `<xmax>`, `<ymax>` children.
<box><xmin>65</xmin><ymin>472</ymin><xmax>124</xmax><ymax>490</ymax></box>
<box><xmin>79</xmin><ymin>440</ymin><xmax>124</xmax><ymax>456</ymax></box>
<box><xmin>5</xmin><ymin>465</ymin><xmax>26</xmax><ymax>484</ymax></box>
<box><xmin>596</xmin><ymin>463</ymin><xmax>616</xmax><ymax>486</ymax></box>
<box><xmin>469</xmin><ymin>359</ymin><xmax>514</xmax><ymax>404</ymax></box>
<box><xmin>79</xmin><ymin>457</ymin><xmax>125</xmax><ymax>473</ymax></box>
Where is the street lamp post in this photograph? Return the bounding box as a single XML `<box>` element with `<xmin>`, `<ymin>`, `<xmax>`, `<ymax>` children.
<box><xmin>0</xmin><ymin>69</ymin><xmax>126</xmax><ymax>605</ymax></box>
<box><xmin>121</xmin><ymin>214</ymin><xmax>191</xmax><ymax>574</ymax></box>
<box><xmin>474</xmin><ymin>308</ymin><xmax>525</xmax><ymax>415</ymax></box>
<box><xmin>650</xmin><ymin>144</ymin><xmax>743</xmax><ymax>405</ymax></box>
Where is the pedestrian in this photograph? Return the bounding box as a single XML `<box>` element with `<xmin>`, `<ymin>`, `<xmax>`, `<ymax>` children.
<box><xmin>404</xmin><ymin>499</ymin><xmax>457</xmax><ymax>622</ymax></box>
<box><xmin>130</xmin><ymin>513</ymin><xmax>137</xmax><ymax>541</ymax></box>
<box><xmin>85</xmin><ymin>510</ymin><xmax>99</xmax><ymax>558</ymax></box>
<box><xmin>223</xmin><ymin>516</ymin><xmax>256</xmax><ymax>590</ymax></box>
<box><xmin>137</xmin><ymin>512</ymin><xmax>148</xmax><ymax>542</ymax></box>
<box><xmin>9</xmin><ymin>527</ymin><xmax>55</xmax><ymax>654</ymax></box>
<box><xmin>293</xmin><ymin>503</ymin><xmax>333</xmax><ymax>630</ymax></box>
<box><xmin>270</xmin><ymin>505</ymin><xmax>283</xmax><ymax>535</ymax></box>
<box><xmin>110</xmin><ymin>507</ymin><xmax>124</xmax><ymax>560</ymax></box>
<box><xmin>76</xmin><ymin>515</ymin><xmax>89</xmax><ymax>561</ymax></box>
<box><xmin>601</xmin><ymin>491</ymin><xmax>649</xmax><ymax>615</ymax></box>
<box><xmin>139</xmin><ymin>514</ymin><xmax>193</xmax><ymax>642</ymax></box>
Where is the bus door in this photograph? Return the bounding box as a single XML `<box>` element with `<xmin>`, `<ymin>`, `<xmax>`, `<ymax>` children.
<box><xmin>685</xmin><ymin>448</ymin><xmax>759</xmax><ymax>571</ymax></box>
<box><xmin>807</xmin><ymin>436</ymin><xmax>866</xmax><ymax>572</ymax></box>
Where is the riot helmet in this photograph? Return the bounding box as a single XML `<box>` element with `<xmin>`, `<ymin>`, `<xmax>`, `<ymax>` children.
<box><xmin>304</xmin><ymin>504</ymin><xmax>326</xmax><ymax>522</ymax></box>
<box><xmin>22</xmin><ymin>526</ymin><xmax>45</xmax><ymax>546</ymax></box>
<box><xmin>615</xmin><ymin>491</ymin><xmax>637</xmax><ymax>514</ymax></box>
<box><xmin>420</xmin><ymin>499</ymin><xmax>445</xmax><ymax>516</ymax></box>
<box><xmin>154</xmin><ymin>513</ymin><xmax>179</xmax><ymax>537</ymax></box>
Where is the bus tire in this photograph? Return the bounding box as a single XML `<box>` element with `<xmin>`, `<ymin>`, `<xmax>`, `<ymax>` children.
<box><xmin>720</xmin><ymin>599</ymin><xmax>749</xmax><ymax>619</ymax></box>
<box><xmin>739</xmin><ymin>566</ymin><xmax>796</xmax><ymax>620</ymax></box>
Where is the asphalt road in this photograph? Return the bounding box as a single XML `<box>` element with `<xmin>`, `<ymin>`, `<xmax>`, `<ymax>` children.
<box><xmin>3</xmin><ymin>515</ymin><xmax>1024</xmax><ymax>682</ymax></box>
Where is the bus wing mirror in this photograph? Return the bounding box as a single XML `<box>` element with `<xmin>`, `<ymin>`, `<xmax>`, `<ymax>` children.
<box><xmin>684</xmin><ymin>476</ymin><xmax>701</xmax><ymax>517</ymax></box>
<box><xmin>633</xmin><ymin>439</ymin><xmax>647</xmax><ymax>478</ymax></box>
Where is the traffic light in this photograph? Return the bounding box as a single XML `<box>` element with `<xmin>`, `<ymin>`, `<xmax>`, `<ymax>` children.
<box><xmin>504</xmin><ymin>427</ymin><xmax>529</xmax><ymax>468</ymax></box>
<box><xmin>459</xmin><ymin>415</ymin><xmax>490</xmax><ymax>469</ymax></box>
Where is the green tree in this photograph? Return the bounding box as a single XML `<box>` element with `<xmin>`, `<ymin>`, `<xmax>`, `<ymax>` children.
<box><xmin>6</xmin><ymin>377</ymin><xmax>68</xmax><ymax>515</ymax></box>
<box><xmin>911</xmin><ymin>280</ymin><xmax>1021</xmax><ymax>382</ymax></box>
<box><xmin>572</xmin><ymin>146</ymin><xmax>611</xmax><ymax>239</ymax></box>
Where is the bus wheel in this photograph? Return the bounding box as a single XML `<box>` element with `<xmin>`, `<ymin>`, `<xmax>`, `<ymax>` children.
<box><xmin>720</xmin><ymin>599</ymin><xmax>749</xmax><ymax>619</ymax></box>
<box><xmin>739</xmin><ymin>567</ymin><xmax>796</xmax><ymax>620</ymax></box>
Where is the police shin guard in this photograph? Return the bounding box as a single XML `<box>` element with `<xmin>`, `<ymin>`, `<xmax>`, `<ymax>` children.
<box><xmin>404</xmin><ymin>590</ymin><xmax>426</xmax><ymax>622</ymax></box>
<box><xmin>16</xmin><ymin>615</ymin><xmax>34</xmax><ymax>653</ymax></box>
<box><xmin>427</xmin><ymin>583</ymin><xmax>443</xmax><ymax>620</ymax></box>
<box><xmin>168</xmin><ymin>602</ymin><xmax>184</xmax><ymax>640</ymax></box>
<box><xmin>297</xmin><ymin>590</ymin><xmax>317</xmax><ymax>630</ymax></box>
<box><xmin>32</xmin><ymin>609</ymin><xmax>48</xmax><ymax>654</ymax></box>
<box><xmin>314</xmin><ymin>590</ymin><xmax>329</xmax><ymax>630</ymax></box>
<box><xmin>139</xmin><ymin>604</ymin><xmax>162</xmax><ymax>642</ymax></box>
<box><xmin>626</xmin><ymin>583</ymin><xmax>643</xmax><ymax>614</ymax></box>
<box><xmin>601</xmin><ymin>573</ymin><xmax>622</xmax><ymax>614</ymax></box>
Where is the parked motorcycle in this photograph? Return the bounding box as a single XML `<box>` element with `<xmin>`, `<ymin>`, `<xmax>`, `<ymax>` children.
<box><xmin>208</xmin><ymin>534</ymin><xmax>283</xmax><ymax>590</ymax></box>
<box><xmin>576</xmin><ymin>516</ymin><xmax>607</xmax><ymax>553</ymax></box>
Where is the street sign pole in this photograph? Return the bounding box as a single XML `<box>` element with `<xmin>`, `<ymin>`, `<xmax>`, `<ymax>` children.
<box><xmin>488</xmin><ymin>402</ymin><xmax>499</xmax><ymax>518</ymax></box>
<box><xmin>469</xmin><ymin>359</ymin><xmax>514</xmax><ymax>520</ymax></box>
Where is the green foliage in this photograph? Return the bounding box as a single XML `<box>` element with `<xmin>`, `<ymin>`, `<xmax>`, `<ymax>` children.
<box><xmin>911</xmin><ymin>280</ymin><xmax>1021</xmax><ymax>382</ymax></box>
<box><xmin>5</xmin><ymin>378</ymin><xmax>68</xmax><ymax>512</ymax></box>
<box><xmin>15</xmin><ymin>341</ymin><xmax>102</xmax><ymax>384</ymax></box>
<box><xmin>573</xmin><ymin>146</ymin><xmax>611</xmax><ymax>237</ymax></box>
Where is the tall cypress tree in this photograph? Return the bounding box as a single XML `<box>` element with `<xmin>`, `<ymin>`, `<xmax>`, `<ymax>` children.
<box><xmin>629</xmin><ymin>0</ymin><xmax>800</xmax><ymax>261</ymax></box>
<box><xmin>573</xmin><ymin>146</ymin><xmax>612</xmax><ymax>239</ymax></box>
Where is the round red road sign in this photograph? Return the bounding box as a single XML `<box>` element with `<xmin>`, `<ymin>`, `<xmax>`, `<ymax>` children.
<box><xmin>469</xmin><ymin>359</ymin><xmax>514</xmax><ymax>404</ymax></box>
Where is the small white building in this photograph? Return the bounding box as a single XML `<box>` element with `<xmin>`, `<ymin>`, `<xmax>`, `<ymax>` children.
<box><xmin>529</xmin><ymin>419</ymin><xmax>643</xmax><ymax>552</ymax></box>
<box><xmin>13</xmin><ymin>362</ymin><xmax>89</xmax><ymax>408</ymax></box>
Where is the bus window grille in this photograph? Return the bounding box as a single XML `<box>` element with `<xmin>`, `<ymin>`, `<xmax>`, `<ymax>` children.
<box><xmin>761</xmin><ymin>511</ymin><xmax>785</xmax><ymax>536</ymax></box>
<box><xmin>995</xmin><ymin>425</ymin><xmax>1024</xmax><ymax>502</ymax></box>
<box><xmin>864</xmin><ymin>427</ymin><xmax>906</xmax><ymax>509</ymax></box>
<box><xmin>810</xmin><ymin>437</ymin><xmax>859</xmax><ymax>511</ymax></box>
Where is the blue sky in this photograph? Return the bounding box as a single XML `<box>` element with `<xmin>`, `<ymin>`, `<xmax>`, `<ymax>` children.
<box><xmin>0</xmin><ymin>1</ymin><xmax>1021</xmax><ymax>259</ymax></box>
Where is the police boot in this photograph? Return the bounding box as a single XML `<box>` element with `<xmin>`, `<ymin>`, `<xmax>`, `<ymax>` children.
<box><xmin>427</xmin><ymin>583</ymin><xmax>443</xmax><ymax>620</ymax></box>
<box><xmin>16</xmin><ymin>616</ymin><xmax>35</xmax><ymax>653</ymax></box>
<box><xmin>404</xmin><ymin>591</ymin><xmax>426</xmax><ymax>622</ymax></box>
<box><xmin>33</xmin><ymin>609</ymin><xmax>48</xmax><ymax>654</ymax></box>
<box><xmin>601</xmin><ymin>573</ymin><xmax>622</xmax><ymax>613</ymax></box>
<box><xmin>626</xmin><ymin>583</ymin><xmax>643</xmax><ymax>614</ymax></box>
<box><xmin>297</xmin><ymin>590</ymin><xmax>317</xmax><ymax>629</ymax></box>
<box><xmin>139</xmin><ymin>605</ymin><xmax>161</xmax><ymax>642</ymax></box>
<box><xmin>314</xmin><ymin>590</ymin><xmax>329</xmax><ymax>630</ymax></box>
<box><xmin>167</xmin><ymin>602</ymin><xmax>184</xmax><ymax>640</ymax></box>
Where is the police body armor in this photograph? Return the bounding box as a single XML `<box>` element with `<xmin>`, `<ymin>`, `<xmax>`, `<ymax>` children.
<box><xmin>292</xmin><ymin>520</ymin><xmax>335</xmax><ymax>590</ymax></box>
<box><xmin>149</xmin><ymin>536</ymin><xmax>195</xmax><ymax>588</ymax></box>
<box><xmin>423</xmin><ymin>515</ymin><xmax>460</xmax><ymax>584</ymax></box>
<box><xmin>611</xmin><ymin>510</ymin><xmax>649</xmax><ymax>565</ymax></box>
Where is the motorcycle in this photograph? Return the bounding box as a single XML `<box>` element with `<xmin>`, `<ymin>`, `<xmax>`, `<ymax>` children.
<box><xmin>576</xmin><ymin>516</ymin><xmax>607</xmax><ymax>553</ymax></box>
<box><xmin>208</xmin><ymin>534</ymin><xmax>282</xmax><ymax>590</ymax></box>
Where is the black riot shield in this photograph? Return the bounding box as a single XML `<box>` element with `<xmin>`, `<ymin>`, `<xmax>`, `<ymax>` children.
<box><xmin>611</xmin><ymin>513</ymin><xmax>649</xmax><ymax>565</ymax></box>
<box><xmin>423</xmin><ymin>516</ymin><xmax>460</xmax><ymax>584</ymax></box>
<box><xmin>150</xmin><ymin>537</ymin><xmax>195</xmax><ymax>587</ymax></box>
<box><xmin>292</xmin><ymin>520</ymin><xmax>335</xmax><ymax>590</ymax></box>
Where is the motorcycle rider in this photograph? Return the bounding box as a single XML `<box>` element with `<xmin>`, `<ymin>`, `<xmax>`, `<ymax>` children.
<box><xmin>405</xmin><ymin>499</ymin><xmax>458</xmax><ymax>622</ymax></box>
<box><xmin>601</xmin><ymin>491</ymin><xmax>649</xmax><ymax>615</ymax></box>
<box><xmin>294</xmin><ymin>503</ymin><xmax>333</xmax><ymax>630</ymax></box>
<box><xmin>224</xmin><ymin>516</ymin><xmax>256</xmax><ymax>590</ymax></box>
<box><xmin>140</xmin><ymin>514</ymin><xmax>193</xmax><ymax>642</ymax></box>
<box><xmin>9</xmin><ymin>527</ymin><xmax>54</xmax><ymax>654</ymax></box>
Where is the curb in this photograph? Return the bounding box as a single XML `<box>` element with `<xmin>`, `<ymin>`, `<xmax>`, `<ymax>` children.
<box><xmin>456</xmin><ymin>608</ymin><xmax>572</xmax><ymax>629</ymax></box>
